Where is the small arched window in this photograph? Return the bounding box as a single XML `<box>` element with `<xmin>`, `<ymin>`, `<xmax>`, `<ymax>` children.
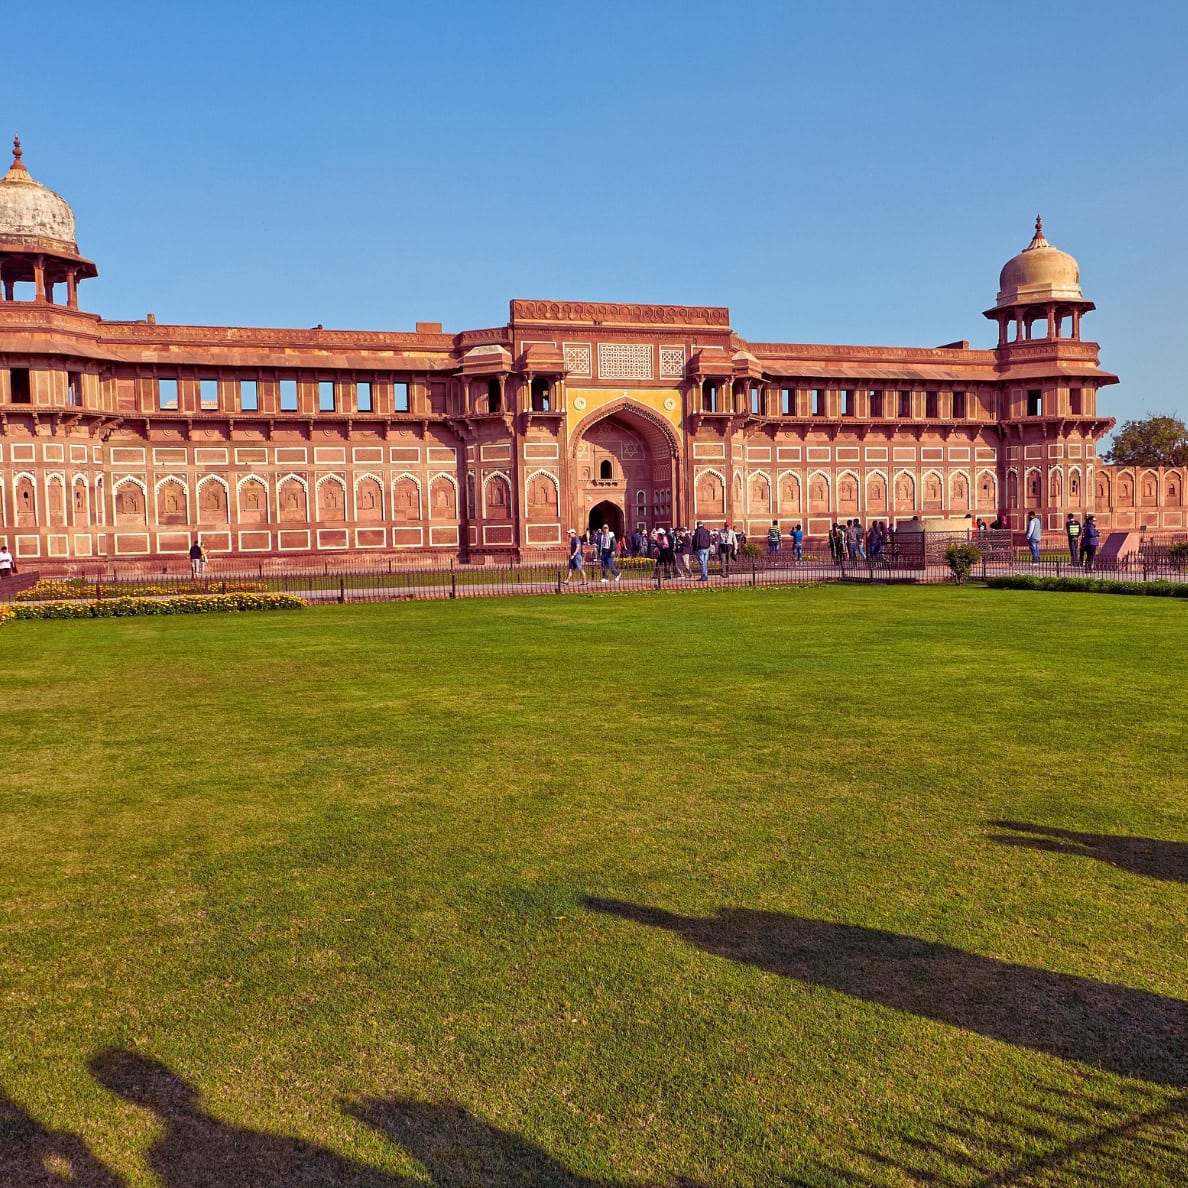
<box><xmin>599</xmin><ymin>459</ymin><xmax>613</xmax><ymax>481</ymax></box>
<box><xmin>486</xmin><ymin>380</ymin><xmax>501</xmax><ymax>414</ymax></box>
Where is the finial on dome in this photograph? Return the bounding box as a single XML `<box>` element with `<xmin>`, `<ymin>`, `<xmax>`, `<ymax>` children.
<box><xmin>1024</xmin><ymin>215</ymin><xmax>1049</xmax><ymax>252</ymax></box>
<box><xmin>6</xmin><ymin>134</ymin><xmax>28</xmax><ymax>178</ymax></box>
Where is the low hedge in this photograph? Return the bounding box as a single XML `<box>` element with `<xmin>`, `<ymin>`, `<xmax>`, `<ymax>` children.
<box><xmin>8</xmin><ymin>592</ymin><xmax>306</xmax><ymax>621</ymax></box>
<box><xmin>986</xmin><ymin>574</ymin><xmax>1188</xmax><ymax>598</ymax></box>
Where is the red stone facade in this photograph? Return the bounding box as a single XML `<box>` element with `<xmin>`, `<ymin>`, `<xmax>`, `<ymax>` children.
<box><xmin>1</xmin><ymin>145</ymin><xmax>1184</xmax><ymax>567</ymax></box>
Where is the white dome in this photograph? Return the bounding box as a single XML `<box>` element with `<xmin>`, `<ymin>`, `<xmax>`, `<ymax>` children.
<box><xmin>0</xmin><ymin>137</ymin><xmax>80</xmax><ymax>255</ymax></box>
<box><xmin>995</xmin><ymin>217</ymin><xmax>1083</xmax><ymax>308</ymax></box>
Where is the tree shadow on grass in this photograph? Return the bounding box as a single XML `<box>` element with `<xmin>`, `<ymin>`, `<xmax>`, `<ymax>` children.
<box><xmin>89</xmin><ymin>1049</ymin><xmax>708</xmax><ymax>1187</ymax></box>
<box><xmin>583</xmin><ymin>899</ymin><xmax>1188</xmax><ymax>1087</ymax></box>
<box><xmin>0</xmin><ymin>1088</ymin><xmax>125</xmax><ymax>1187</ymax></box>
<box><xmin>347</xmin><ymin>1097</ymin><xmax>707</xmax><ymax>1186</ymax></box>
<box><xmin>986</xmin><ymin>820</ymin><xmax>1188</xmax><ymax>884</ymax></box>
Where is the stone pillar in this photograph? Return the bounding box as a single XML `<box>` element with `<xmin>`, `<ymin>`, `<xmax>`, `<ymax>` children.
<box><xmin>33</xmin><ymin>256</ymin><xmax>46</xmax><ymax>302</ymax></box>
<box><xmin>66</xmin><ymin>269</ymin><xmax>78</xmax><ymax>310</ymax></box>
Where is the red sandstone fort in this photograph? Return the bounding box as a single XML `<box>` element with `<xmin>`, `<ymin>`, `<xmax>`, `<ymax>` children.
<box><xmin>0</xmin><ymin>138</ymin><xmax>1183</xmax><ymax>567</ymax></box>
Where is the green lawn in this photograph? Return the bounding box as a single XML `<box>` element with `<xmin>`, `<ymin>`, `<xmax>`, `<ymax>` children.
<box><xmin>1</xmin><ymin>586</ymin><xmax>1185</xmax><ymax>1186</ymax></box>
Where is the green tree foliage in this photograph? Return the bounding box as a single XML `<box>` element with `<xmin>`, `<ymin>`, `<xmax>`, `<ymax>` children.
<box><xmin>1102</xmin><ymin>415</ymin><xmax>1188</xmax><ymax>466</ymax></box>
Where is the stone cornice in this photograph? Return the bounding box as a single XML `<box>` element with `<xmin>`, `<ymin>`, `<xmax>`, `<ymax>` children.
<box><xmin>511</xmin><ymin>300</ymin><xmax>730</xmax><ymax>329</ymax></box>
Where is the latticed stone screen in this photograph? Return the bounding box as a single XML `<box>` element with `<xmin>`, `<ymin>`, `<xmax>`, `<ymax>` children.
<box><xmin>598</xmin><ymin>343</ymin><xmax>654</xmax><ymax>381</ymax></box>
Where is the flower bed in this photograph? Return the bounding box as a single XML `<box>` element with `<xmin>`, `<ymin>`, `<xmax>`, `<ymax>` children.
<box><xmin>14</xmin><ymin>578</ymin><xmax>269</xmax><ymax>602</ymax></box>
<box><xmin>7</xmin><ymin>592</ymin><xmax>306</xmax><ymax>621</ymax></box>
<box><xmin>986</xmin><ymin>575</ymin><xmax>1188</xmax><ymax>598</ymax></box>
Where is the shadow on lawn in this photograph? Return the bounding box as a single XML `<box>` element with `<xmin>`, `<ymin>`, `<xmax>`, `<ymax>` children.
<box><xmin>75</xmin><ymin>1049</ymin><xmax>706</xmax><ymax>1188</ymax></box>
<box><xmin>986</xmin><ymin>820</ymin><xmax>1188</xmax><ymax>884</ymax></box>
<box><xmin>0</xmin><ymin>1088</ymin><xmax>124</xmax><ymax>1187</ymax></box>
<box><xmin>583</xmin><ymin>899</ymin><xmax>1188</xmax><ymax>1087</ymax></box>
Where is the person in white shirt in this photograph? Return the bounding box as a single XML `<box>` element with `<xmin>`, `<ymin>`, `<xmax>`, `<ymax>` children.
<box><xmin>0</xmin><ymin>545</ymin><xmax>13</xmax><ymax>580</ymax></box>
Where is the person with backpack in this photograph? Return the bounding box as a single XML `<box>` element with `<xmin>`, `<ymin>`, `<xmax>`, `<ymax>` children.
<box><xmin>767</xmin><ymin>520</ymin><xmax>781</xmax><ymax>556</ymax></box>
<box><xmin>792</xmin><ymin>523</ymin><xmax>804</xmax><ymax>561</ymax></box>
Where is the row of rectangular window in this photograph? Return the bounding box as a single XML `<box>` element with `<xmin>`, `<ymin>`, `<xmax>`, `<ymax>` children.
<box><xmin>155</xmin><ymin>378</ymin><xmax>408</xmax><ymax>413</ymax></box>
<box><xmin>734</xmin><ymin>386</ymin><xmax>1077</xmax><ymax>419</ymax></box>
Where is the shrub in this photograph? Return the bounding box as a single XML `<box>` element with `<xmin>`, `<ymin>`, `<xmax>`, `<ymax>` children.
<box><xmin>11</xmin><ymin>592</ymin><xmax>306</xmax><ymax>621</ymax></box>
<box><xmin>944</xmin><ymin>542</ymin><xmax>982</xmax><ymax>584</ymax></box>
<box><xmin>739</xmin><ymin>543</ymin><xmax>764</xmax><ymax>559</ymax></box>
<box><xmin>1168</xmin><ymin>541</ymin><xmax>1188</xmax><ymax>569</ymax></box>
<box><xmin>986</xmin><ymin>575</ymin><xmax>1188</xmax><ymax>598</ymax></box>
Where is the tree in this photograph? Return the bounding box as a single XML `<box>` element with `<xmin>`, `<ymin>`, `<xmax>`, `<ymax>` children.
<box><xmin>1102</xmin><ymin>415</ymin><xmax>1188</xmax><ymax>467</ymax></box>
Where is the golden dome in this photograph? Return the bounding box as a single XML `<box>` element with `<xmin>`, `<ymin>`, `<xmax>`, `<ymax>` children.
<box><xmin>995</xmin><ymin>217</ymin><xmax>1083</xmax><ymax>308</ymax></box>
<box><xmin>0</xmin><ymin>136</ymin><xmax>82</xmax><ymax>256</ymax></box>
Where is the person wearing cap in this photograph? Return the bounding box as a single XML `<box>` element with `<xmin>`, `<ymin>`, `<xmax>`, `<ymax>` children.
<box><xmin>597</xmin><ymin>523</ymin><xmax>621</xmax><ymax>583</ymax></box>
<box><xmin>1081</xmin><ymin>514</ymin><xmax>1100</xmax><ymax>572</ymax></box>
<box><xmin>564</xmin><ymin>528</ymin><xmax>587</xmax><ymax>585</ymax></box>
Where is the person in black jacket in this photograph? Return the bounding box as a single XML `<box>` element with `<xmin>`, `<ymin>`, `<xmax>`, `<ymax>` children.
<box><xmin>691</xmin><ymin>521</ymin><xmax>713</xmax><ymax>580</ymax></box>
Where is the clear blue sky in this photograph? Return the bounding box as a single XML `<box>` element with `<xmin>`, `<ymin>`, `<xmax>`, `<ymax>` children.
<box><xmin>5</xmin><ymin>0</ymin><xmax>1186</xmax><ymax>435</ymax></box>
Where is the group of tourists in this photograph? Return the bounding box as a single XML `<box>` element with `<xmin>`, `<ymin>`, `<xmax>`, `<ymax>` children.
<box><xmin>1025</xmin><ymin>512</ymin><xmax>1100</xmax><ymax>568</ymax></box>
<box><xmin>826</xmin><ymin>520</ymin><xmax>896</xmax><ymax>564</ymax></box>
<box><xmin>567</xmin><ymin>521</ymin><xmax>770</xmax><ymax>584</ymax></box>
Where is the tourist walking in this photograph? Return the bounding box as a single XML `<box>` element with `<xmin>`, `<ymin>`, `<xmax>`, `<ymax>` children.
<box><xmin>692</xmin><ymin>521</ymin><xmax>712</xmax><ymax>581</ymax></box>
<box><xmin>767</xmin><ymin>520</ymin><xmax>781</xmax><ymax>556</ymax></box>
<box><xmin>1065</xmin><ymin>513</ymin><xmax>1082</xmax><ymax>564</ymax></box>
<box><xmin>597</xmin><ymin>524</ymin><xmax>621</xmax><ymax>582</ymax></box>
<box><xmin>1081</xmin><ymin>514</ymin><xmax>1100</xmax><ymax>571</ymax></box>
<box><xmin>844</xmin><ymin>520</ymin><xmax>861</xmax><ymax>563</ymax></box>
<box><xmin>674</xmin><ymin>528</ymin><xmax>692</xmax><ymax>577</ymax></box>
<box><xmin>189</xmin><ymin>537</ymin><xmax>205</xmax><ymax>578</ymax></box>
<box><xmin>565</xmin><ymin>528</ymin><xmax>587</xmax><ymax>585</ymax></box>
<box><xmin>1025</xmin><ymin>512</ymin><xmax>1042</xmax><ymax>563</ymax></box>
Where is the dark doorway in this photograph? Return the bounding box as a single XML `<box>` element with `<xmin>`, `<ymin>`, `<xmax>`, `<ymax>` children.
<box><xmin>588</xmin><ymin>500</ymin><xmax>623</xmax><ymax>539</ymax></box>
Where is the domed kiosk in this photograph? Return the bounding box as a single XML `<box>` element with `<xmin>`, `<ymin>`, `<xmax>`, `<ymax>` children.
<box><xmin>984</xmin><ymin>217</ymin><xmax>1093</xmax><ymax>346</ymax></box>
<box><xmin>0</xmin><ymin>136</ymin><xmax>96</xmax><ymax>307</ymax></box>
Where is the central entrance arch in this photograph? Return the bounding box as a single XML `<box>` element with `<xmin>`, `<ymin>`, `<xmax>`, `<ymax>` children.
<box><xmin>570</xmin><ymin>400</ymin><xmax>681</xmax><ymax>535</ymax></box>
<box><xmin>588</xmin><ymin>500</ymin><xmax>623</xmax><ymax>539</ymax></box>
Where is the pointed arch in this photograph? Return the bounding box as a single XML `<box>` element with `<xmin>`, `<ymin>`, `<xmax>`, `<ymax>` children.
<box><xmin>113</xmin><ymin>475</ymin><xmax>148</xmax><ymax>525</ymax></box>
<box><xmin>777</xmin><ymin>470</ymin><xmax>802</xmax><ymax>515</ymax></box>
<box><xmin>949</xmin><ymin>469</ymin><xmax>971</xmax><ymax>512</ymax></box>
<box><xmin>865</xmin><ymin>470</ymin><xmax>888</xmax><ymax>514</ymax></box>
<box><xmin>429</xmin><ymin>472</ymin><xmax>459</xmax><ymax>520</ymax></box>
<box><xmin>695</xmin><ymin>467</ymin><xmax>726</xmax><ymax>516</ymax></box>
<box><xmin>836</xmin><ymin>469</ymin><xmax>860</xmax><ymax>515</ymax></box>
<box><xmin>236</xmin><ymin>473</ymin><xmax>270</xmax><ymax>523</ymax></box>
<box><xmin>354</xmin><ymin>471</ymin><xmax>385</xmax><ymax>522</ymax></box>
<box><xmin>747</xmin><ymin>470</ymin><xmax>772</xmax><ymax>515</ymax></box>
<box><xmin>276</xmin><ymin>473</ymin><xmax>309</xmax><ymax>523</ymax></box>
<box><xmin>807</xmin><ymin>470</ymin><xmax>831</xmax><ymax>514</ymax></box>
<box><xmin>482</xmin><ymin>471</ymin><xmax>511</xmax><ymax>519</ymax></box>
<box><xmin>154</xmin><ymin>474</ymin><xmax>189</xmax><ymax>525</ymax></box>
<box><xmin>72</xmin><ymin>473</ymin><xmax>90</xmax><ymax>526</ymax></box>
<box><xmin>893</xmin><ymin>470</ymin><xmax>916</xmax><ymax>513</ymax></box>
<box><xmin>316</xmin><ymin>473</ymin><xmax>348</xmax><ymax>522</ymax></box>
<box><xmin>197</xmin><ymin>474</ymin><xmax>230</xmax><ymax>524</ymax></box>
<box><xmin>975</xmin><ymin>469</ymin><xmax>998</xmax><ymax>511</ymax></box>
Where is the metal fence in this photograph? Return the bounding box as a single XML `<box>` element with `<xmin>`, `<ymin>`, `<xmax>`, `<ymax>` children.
<box><xmin>12</xmin><ymin>538</ymin><xmax>1185</xmax><ymax>607</ymax></box>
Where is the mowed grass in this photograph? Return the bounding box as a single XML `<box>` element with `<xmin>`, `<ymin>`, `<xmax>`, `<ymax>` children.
<box><xmin>1</xmin><ymin>586</ymin><xmax>1185</xmax><ymax>1186</ymax></box>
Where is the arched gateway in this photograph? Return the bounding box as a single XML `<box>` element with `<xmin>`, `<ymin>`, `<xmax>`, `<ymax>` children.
<box><xmin>570</xmin><ymin>401</ymin><xmax>681</xmax><ymax>536</ymax></box>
